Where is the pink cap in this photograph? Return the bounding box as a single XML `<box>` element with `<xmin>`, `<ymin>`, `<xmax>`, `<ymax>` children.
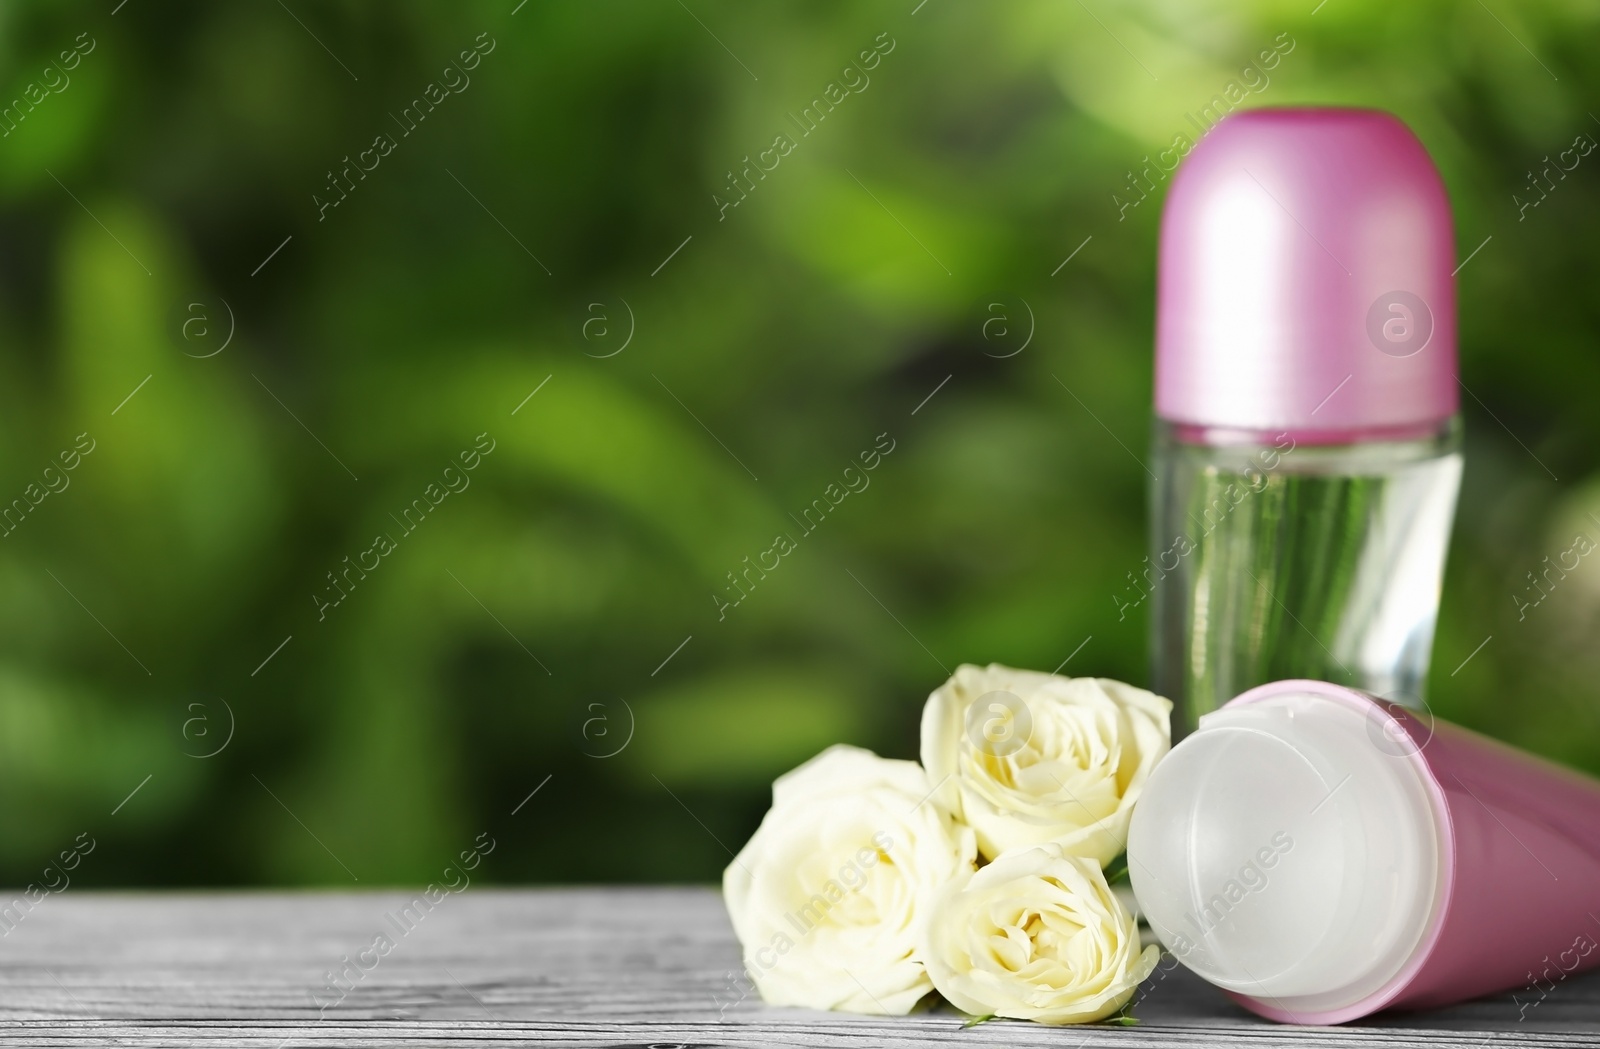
<box><xmin>1155</xmin><ymin>108</ymin><xmax>1458</xmax><ymax>443</ymax></box>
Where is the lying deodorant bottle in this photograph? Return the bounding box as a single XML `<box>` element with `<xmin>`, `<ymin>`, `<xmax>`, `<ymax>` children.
<box><xmin>1127</xmin><ymin>680</ymin><xmax>1600</xmax><ymax>1024</ymax></box>
<box><xmin>1148</xmin><ymin>109</ymin><xmax>1462</xmax><ymax>735</ymax></box>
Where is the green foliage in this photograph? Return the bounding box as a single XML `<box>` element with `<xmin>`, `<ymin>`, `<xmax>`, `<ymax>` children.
<box><xmin>0</xmin><ymin>0</ymin><xmax>1595</xmax><ymax>887</ymax></box>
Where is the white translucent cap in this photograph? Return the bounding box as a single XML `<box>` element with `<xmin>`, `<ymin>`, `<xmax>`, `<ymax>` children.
<box><xmin>1127</xmin><ymin>690</ymin><xmax>1445</xmax><ymax>1014</ymax></box>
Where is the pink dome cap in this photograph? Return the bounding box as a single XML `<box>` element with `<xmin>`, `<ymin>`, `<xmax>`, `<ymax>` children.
<box><xmin>1155</xmin><ymin>108</ymin><xmax>1458</xmax><ymax>443</ymax></box>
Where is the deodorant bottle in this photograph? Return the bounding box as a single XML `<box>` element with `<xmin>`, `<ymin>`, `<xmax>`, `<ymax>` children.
<box><xmin>1127</xmin><ymin>681</ymin><xmax>1600</xmax><ymax>1023</ymax></box>
<box><xmin>1148</xmin><ymin>109</ymin><xmax>1462</xmax><ymax>735</ymax></box>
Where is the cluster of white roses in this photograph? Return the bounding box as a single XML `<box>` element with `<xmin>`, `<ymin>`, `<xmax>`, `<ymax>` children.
<box><xmin>723</xmin><ymin>663</ymin><xmax>1172</xmax><ymax>1024</ymax></box>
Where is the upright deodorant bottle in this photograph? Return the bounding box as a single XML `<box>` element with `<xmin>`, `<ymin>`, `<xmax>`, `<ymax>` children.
<box><xmin>1149</xmin><ymin>108</ymin><xmax>1462</xmax><ymax>734</ymax></box>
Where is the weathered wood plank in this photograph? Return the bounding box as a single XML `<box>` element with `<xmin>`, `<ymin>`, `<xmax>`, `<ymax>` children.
<box><xmin>0</xmin><ymin>888</ymin><xmax>1592</xmax><ymax>1046</ymax></box>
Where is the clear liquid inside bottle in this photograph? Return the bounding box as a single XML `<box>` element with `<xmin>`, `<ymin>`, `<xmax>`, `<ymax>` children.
<box><xmin>1149</xmin><ymin>419</ymin><xmax>1462</xmax><ymax>736</ymax></box>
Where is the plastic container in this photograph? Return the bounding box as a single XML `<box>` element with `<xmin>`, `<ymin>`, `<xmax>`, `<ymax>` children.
<box><xmin>1127</xmin><ymin>680</ymin><xmax>1600</xmax><ymax>1023</ymax></box>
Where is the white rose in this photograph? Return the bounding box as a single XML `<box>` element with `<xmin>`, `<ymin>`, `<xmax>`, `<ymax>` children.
<box><xmin>722</xmin><ymin>744</ymin><xmax>976</xmax><ymax>1015</ymax></box>
<box><xmin>919</xmin><ymin>843</ymin><xmax>1160</xmax><ymax>1024</ymax></box>
<box><xmin>921</xmin><ymin>664</ymin><xmax>1171</xmax><ymax>863</ymax></box>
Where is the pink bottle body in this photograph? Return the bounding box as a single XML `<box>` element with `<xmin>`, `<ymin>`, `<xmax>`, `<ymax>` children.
<box><xmin>1226</xmin><ymin>681</ymin><xmax>1600</xmax><ymax>1023</ymax></box>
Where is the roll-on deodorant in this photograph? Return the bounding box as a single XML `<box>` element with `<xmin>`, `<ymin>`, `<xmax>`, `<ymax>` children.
<box><xmin>1127</xmin><ymin>680</ymin><xmax>1600</xmax><ymax>1023</ymax></box>
<box><xmin>1149</xmin><ymin>109</ymin><xmax>1462</xmax><ymax>735</ymax></box>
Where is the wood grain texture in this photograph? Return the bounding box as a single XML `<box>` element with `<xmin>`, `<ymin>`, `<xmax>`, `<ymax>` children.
<box><xmin>0</xmin><ymin>887</ymin><xmax>1593</xmax><ymax>1046</ymax></box>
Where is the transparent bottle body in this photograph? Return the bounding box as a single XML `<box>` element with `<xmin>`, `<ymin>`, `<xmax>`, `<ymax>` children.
<box><xmin>1149</xmin><ymin>419</ymin><xmax>1462</xmax><ymax>736</ymax></box>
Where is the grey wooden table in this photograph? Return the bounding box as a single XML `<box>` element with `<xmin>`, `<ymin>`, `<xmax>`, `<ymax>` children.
<box><xmin>0</xmin><ymin>887</ymin><xmax>1594</xmax><ymax>1046</ymax></box>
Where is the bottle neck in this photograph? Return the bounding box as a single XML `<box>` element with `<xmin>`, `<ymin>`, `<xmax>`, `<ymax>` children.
<box><xmin>1158</xmin><ymin>414</ymin><xmax>1459</xmax><ymax>450</ymax></box>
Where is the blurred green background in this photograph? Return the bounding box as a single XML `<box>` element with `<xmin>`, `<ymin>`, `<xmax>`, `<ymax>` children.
<box><xmin>0</xmin><ymin>0</ymin><xmax>1595</xmax><ymax>888</ymax></box>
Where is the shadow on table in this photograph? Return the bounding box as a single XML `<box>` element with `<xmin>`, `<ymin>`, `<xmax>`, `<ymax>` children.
<box><xmin>1129</xmin><ymin>953</ymin><xmax>1600</xmax><ymax>1035</ymax></box>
